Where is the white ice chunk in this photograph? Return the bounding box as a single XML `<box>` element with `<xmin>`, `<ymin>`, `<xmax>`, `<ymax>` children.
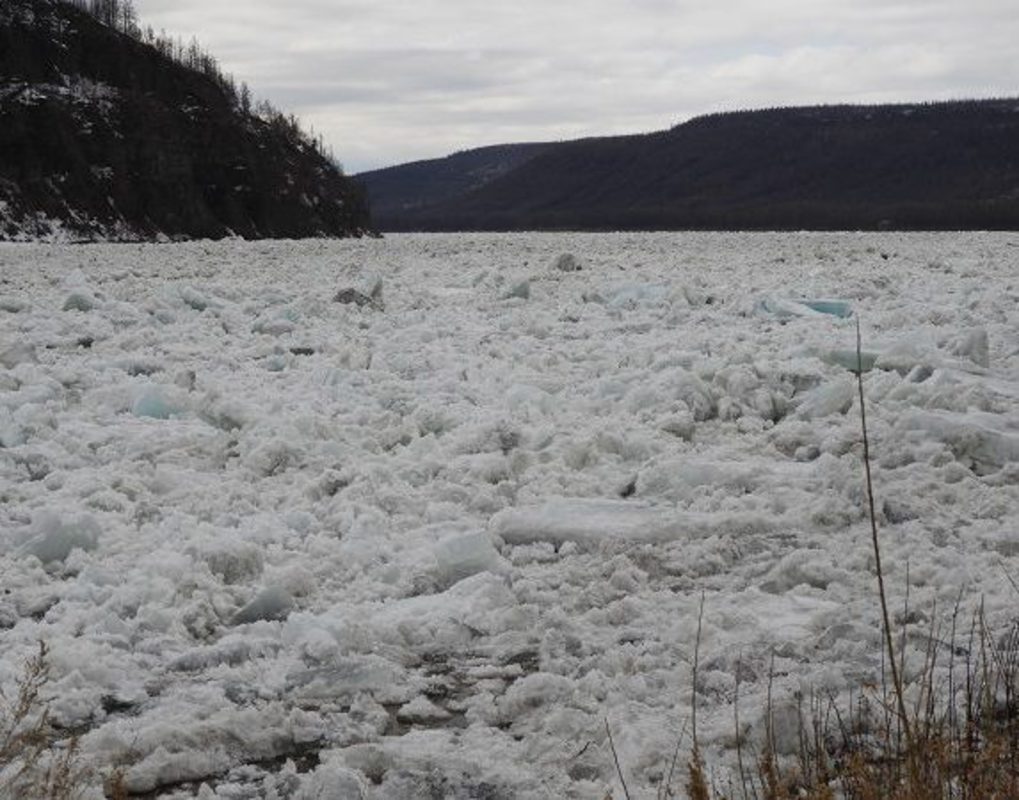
<box><xmin>631</xmin><ymin>367</ymin><xmax>716</xmax><ymax>421</ymax></box>
<box><xmin>0</xmin><ymin>413</ymin><xmax>26</xmax><ymax>448</ymax></box>
<box><xmin>252</xmin><ymin>310</ymin><xmax>298</xmax><ymax>335</ymax></box>
<box><xmin>491</xmin><ymin>498</ymin><xmax>774</xmax><ymax>546</ymax></box>
<box><xmin>874</xmin><ymin>333</ymin><xmax>939</xmax><ymax>374</ymax></box>
<box><xmin>900</xmin><ymin>410</ymin><xmax>1019</xmax><ymax>471</ymax></box>
<box><xmin>552</xmin><ymin>252</ymin><xmax>581</xmax><ymax>272</ymax></box>
<box><xmin>433</xmin><ymin>531</ymin><xmax>508</xmax><ymax>588</ymax></box>
<box><xmin>243</xmin><ymin>439</ymin><xmax>299</xmax><ymax>476</ymax></box>
<box><xmin>636</xmin><ymin>458</ymin><xmax>762</xmax><ymax>501</ymax></box>
<box><xmin>179</xmin><ymin>286</ymin><xmax>211</xmax><ymax>311</ymax></box>
<box><xmin>125</xmin><ymin>746</ymin><xmax>232</xmax><ymax>795</ymax></box>
<box><xmin>760</xmin><ymin>297</ymin><xmax>853</xmax><ymax>318</ymax></box>
<box><xmin>285</xmin><ymin>654</ymin><xmax>410</xmax><ymax>704</ymax></box>
<box><xmin>498</xmin><ymin>672</ymin><xmax>576</xmax><ymax>719</ymax></box>
<box><xmin>755</xmin><ymin>296</ymin><xmax>827</xmax><ymax>319</ymax></box>
<box><xmin>188</xmin><ymin>534</ymin><xmax>264</xmax><ymax>584</ymax></box>
<box><xmin>231</xmin><ymin>585</ymin><xmax>295</xmax><ymax>625</ymax></box>
<box><xmin>799</xmin><ymin>299</ymin><xmax>853</xmax><ymax>318</ymax></box>
<box><xmin>950</xmin><ymin>327</ymin><xmax>990</xmax><ymax>368</ymax></box>
<box><xmin>132</xmin><ymin>385</ymin><xmax>187</xmax><ymax>419</ymax></box>
<box><xmin>362</xmin><ymin>274</ymin><xmax>384</xmax><ymax>306</ymax></box>
<box><xmin>659</xmin><ymin>410</ymin><xmax>696</xmax><ymax>440</ymax></box>
<box><xmin>492</xmin><ymin>500</ymin><xmax>670</xmax><ymax>546</ymax></box>
<box><xmin>501</xmin><ymin>279</ymin><xmax>530</xmax><ymax>300</ymax></box>
<box><xmin>169</xmin><ymin>637</ymin><xmax>282</xmax><ymax>672</ymax></box>
<box><xmin>758</xmin><ymin>549</ymin><xmax>848</xmax><ymax>593</ymax></box>
<box><xmin>18</xmin><ymin>511</ymin><xmax>100</xmax><ymax>563</ymax></box>
<box><xmin>58</xmin><ymin>268</ymin><xmax>99</xmax><ymax>311</ymax></box>
<box><xmin>0</xmin><ymin>341</ymin><xmax>36</xmax><ymax>369</ymax></box>
<box><xmin>0</xmin><ymin>296</ymin><xmax>28</xmax><ymax>313</ymax></box>
<box><xmin>397</xmin><ymin>696</ymin><xmax>452</xmax><ymax>723</ymax></box>
<box><xmin>819</xmin><ymin>348</ymin><xmax>878</xmax><ymax>373</ymax></box>
<box><xmin>795</xmin><ymin>379</ymin><xmax>855</xmax><ymax>420</ymax></box>
<box><xmin>196</xmin><ymin>392</ymin><xmax>251</xmax><ymax>431</ymax></box>
<box><xmin>504</xmin><ymin>383</ymin><xmax>554</xmax><ymax>416</ymax></box>
<box><xmin>606</xmin><ymin>282</ymin><xmax>671</xmax><ymax>308</ymax></box>
<box><xmin>368</xmin><ymin>572</ymin><xmax>517</xmax><ymax>648</ymax></box>
<box><xmin>62</xmin><ymin>290</ymin><xmax>98</xmax><ymax>312</ymax></box>
<box><xmin>295</xmin><ymin>761</ymin><xmax>368</xmax><ymax>799</ymax></box>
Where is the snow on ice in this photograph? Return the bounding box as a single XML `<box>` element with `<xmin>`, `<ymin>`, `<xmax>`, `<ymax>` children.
<box><xmin>0</xmin><ymin>232</ymin><xmax>1017</xmax><ymax>798</ymax></box>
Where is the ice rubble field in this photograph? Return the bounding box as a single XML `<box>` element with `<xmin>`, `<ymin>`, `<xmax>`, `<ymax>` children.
<box><xmin>1</xmin><ymin>232</ymin><xmax>1018</xmax><ymax>798</ymax></box>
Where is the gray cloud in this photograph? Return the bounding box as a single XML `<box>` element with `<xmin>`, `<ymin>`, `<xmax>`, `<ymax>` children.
<box><xmin>133</xmin><ymin>0</ymin><xmax>1019</xmax><ymax>172</ymax></box>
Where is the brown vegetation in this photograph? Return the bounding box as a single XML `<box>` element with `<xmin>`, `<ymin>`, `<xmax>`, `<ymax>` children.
<box><xmin>634</xmin><ymin>328</ymin><xmax>1019</xmax><ymax>799</ymax></box>
<box><xmin>0</xmin><ymin>643</ymin><xmax>83</xmax><ymax>800</ymax></box>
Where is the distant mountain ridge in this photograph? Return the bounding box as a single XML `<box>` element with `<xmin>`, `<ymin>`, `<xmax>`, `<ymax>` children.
<box><xmin>1</xmin><ymin>0</ymin><xmax>372</xmax><ymax>241</ymax></box>
<box><xmin>357</xmin><ymin>99</ymin><xmax>1019</xmax><ymax>231</ymax></box>
<box><xmin>360</xmin><ymin>142</ymin><xmax>552</xmax><ymax>223</ymax></box>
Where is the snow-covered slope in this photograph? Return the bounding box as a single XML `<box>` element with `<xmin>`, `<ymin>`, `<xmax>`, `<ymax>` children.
<box><xmin>1</xmin><ymin>233</ymin><xmax>1017</xmax><ymax>797</ymax></box>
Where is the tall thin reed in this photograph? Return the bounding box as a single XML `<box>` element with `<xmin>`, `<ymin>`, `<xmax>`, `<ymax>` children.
<box><xmin>855</xmin><ymin>319</ymin><xmax>913</xmax><ymax>752</ymax></box>
<box><xmin>688</xmin><ymin>592</ymin><xmax>710</xmax><ymax>800</ymax></box>
<box><xmin>605</xmin><ymin>718</ymin><xmax>632</xmax><ymax>800</ymax></box>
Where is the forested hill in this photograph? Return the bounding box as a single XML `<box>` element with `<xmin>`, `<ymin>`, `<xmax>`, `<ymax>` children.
<box><xmin>356</xmin><ymin>100</ymin><xmax>1019</xmax><ymax>231</ymax></box>
<box><xmin>357</xmin><ymin>143</ymin><xmax>553</xmax><ymax>228</ymax></box>
<box><xmin>0</xmin><ymin>0</ymin><xmax>372</xmax><ymax>241</ymax></box>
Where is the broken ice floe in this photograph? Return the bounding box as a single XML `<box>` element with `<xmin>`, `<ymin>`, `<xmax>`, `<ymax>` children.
<box><xmin>433</xmin><ymin>531</ymin><xmax>509</xmax><ymax>589</ymax></box>
<box><xmin>285</xmin><ymin>655</ymin><xmax>411</xmax><ymax>705</ymax></box>
<box><xmin>756</xmin><ymin>296</ymin><xmax>853</xmax><ymax>319</ymax></box>
<box><xmin>62</xmin><ymin>290</ymin><xmax>98</xmax><ymax>312</ymax></box>
<box><xmin>131</xmin><ymin>384</ymin><xmax>188</xmax><ymax>419</ymax></box>
<box><xmin>635</xmin><ymin>458</ymin><xmax>763</xmax><ymax>502</ymax></box>
<box><xmin>397</xmin><ymin>696</ymin><xmax>452</xmax><ymax>724</ymax></box>
<box><xmin>794</xmin><ymin>378</ymin><xmax>856</xmax><ymax>420</ymax></box>
<box><xmin>169</xmin><ymin>636</ymin><xmax>283</xmax><ymax>672</ymax></box>
<box><xmin>899</xmin><ymin>409</ymin><xmax>1019</xmax><ymax>472</ymax></box>
<box><xmin>800</xmin><ymin>299</ymin><xmax>853</xmax><ymax>318</ymax></box>
<box><xmin>252</xmin><ymin>309</ymin><xmax>298</xmax><ymax>335</ymax></box>
<box><xmin>59</xmin><ymin>268</ymin><xmax>100</xmax><ymax>312</ymax></box>
<box><xmin>0</xmin><ymin>341</ymin><xmax>37</xmax><ymax>369</ymax></box>
<box><xmin>231</xmin><ymin>585</ymin><xmax>295</xmax><ymax>625</ymax></box>
<box><xmin>334</xmin><ymin>275</ymin><xmax>384</xmax><ymax>309</ymax></box>
<box><xmin>0</xmin><ymin>296</ymin><xmax>28</xmax><ymax>313</ymax></box>
<box><xmin>819</xmin><ymin>348</ymin><xmax>878</xmax><ymax>373</ymax></box>
<box><xmin>14</xmin><ymin>511</ymin><xmax>100</xmax><ymax>563</ymax></box>
<box><xmin>490</xmin><ymin>498</ymin><xmax>773</xmax><ymax>546</ymax></box>
<box><xmin>552</xmin><ymin>252</ymin><xmax>581</xmax><ymax>272</ymax></box>
<box><xmin>950</xmin><ymin>327</ymin><xmax>990</xmax><ymax>368</ymax></box>
<box><xmin>501</xmin><ymin>279</ymin><xmax>531</xmax><ymax>300</ymax></box>
<box><xmin>178</xmin><ymin>286</ymin><xmax>214</xmax><ymax>312</ymax></box>
<box><xmin>816</xmin><ymin>328</ymin><xmax>992</xmax><ymax>378</ymax></box>
<box><xmin>1</xmin><ymin>235</ymin><xmax>1017</xmax><ymax>798</ymax></box>
<box><xmin>605</xmin><ymin>282</ymin><xmax>675</xmax><ymax>309</ymax></box>
<box><xmin>626</xmin><ymin>366</ymin><xmax>717</xmax><ymax>421</ymax></box>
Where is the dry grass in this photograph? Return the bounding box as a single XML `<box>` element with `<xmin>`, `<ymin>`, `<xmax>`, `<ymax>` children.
<box><xmin>735</xmin><ymin>621</ymin><xmax>1019</xmax><ymax>799</ymax></box>
<box><xmin>0</xmin><ymin>642</ymin><xmax>84</xmax><ymax>800</ymax></box>
<box><xmin>623</xmin><ymin>325</ymin><xmax>1019</xmax><ymax>799</ymax></box>
<box><xmin>651</xmin><ymin>588</ymin><xmax>1019</xmax><ymax>797</ymax></box>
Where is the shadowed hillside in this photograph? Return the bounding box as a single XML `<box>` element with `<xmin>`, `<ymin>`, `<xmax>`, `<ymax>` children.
<box><xmin>357</xmin><ymin>143</ymin><xmax>552</xmax><ymax>228</ymax></box>
<box><xmin>0</xmin><ymin>0</ymin><xmax>372</xmax><ymax>240</ymax></box>
<box><xmin>357</xmin><ymin>100</ymin><xmax>1019</xmax><ymax>231</ymax></box>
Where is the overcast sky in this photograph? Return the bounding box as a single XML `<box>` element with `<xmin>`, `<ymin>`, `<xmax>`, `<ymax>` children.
<box><xmin>131</xmin><ymin>0</ymin><xmax>1019</xmax><ymax>174</ymax></box>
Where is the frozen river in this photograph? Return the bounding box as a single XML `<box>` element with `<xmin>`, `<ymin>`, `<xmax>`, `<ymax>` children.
<box><xmin>1</xmin><ymin>232</ymin><xmax>1017</xmax><ymax>798</ymax></box>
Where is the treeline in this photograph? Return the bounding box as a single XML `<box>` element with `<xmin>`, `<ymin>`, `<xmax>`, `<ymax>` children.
<box><xmin>397</xmin><ymin>200</ymin><xmax>1019</xmax><ymax>233</ymax></box>
<box><xmin>62</xmin><ymin>0</ymin><xmax>342</xmax><ymax>170</ymax></box>
<box><xmin>683</xmin><ymin>97</ymin><xmax>1019</xmax><ymax>129</ymax></box>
